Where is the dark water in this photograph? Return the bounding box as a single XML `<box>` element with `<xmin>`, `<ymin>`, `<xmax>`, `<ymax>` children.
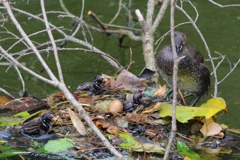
<box><xmin>0</xmin><ymin>0</ymin><xmax>240</xmax><ymax>130</ymax></box>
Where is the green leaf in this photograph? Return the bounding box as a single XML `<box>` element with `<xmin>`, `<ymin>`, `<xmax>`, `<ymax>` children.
<box><xmin>37</xmin><ymin>146</ymin><xmax>47</xmax><ymax>153</ymax></box>
<box><xmin>131</xmin><ymin>143</ymin><xmax>165</xmax><ymax>154</ymax></box>
<box><xmin>119</xmin><ymin>133</ymin><xmax>165</xmax><ymax>154</ymax></box>
<box><xmin>0</xmin><ymin>144</ymin><xmax>24</xmax><ymax>158</ymax></box>
<box><xmin>119</xmin><ymin>133</ymin><xmax>137</xmax><ymax>148</ymax></box>
<box><xmin>33</xmin><ymin>141</ymin><xmax>39</xmax><ymax>147</ymax></box>
<box><xmin>177</xmin><ymin>141</ymin><xmax>200</xmax><ymax>159</ymax></box>
<box><xmin>44</xmin><ymin>138</ymin><xmax>75</xmax><ymax>153</ymax></box>
<box><xmin>0</xmin><ymin>117</ymin><xmax>26</xmax><ymax>127</ymax></box>
<box><xmin>0</xmin><ymin>110</ymin><xmax>47</xmax><ymax>127</ymax></box>
<box><xmin>159</xmin><ymin>97</ymin><xmax>227</xmax><ymax>123</ymax></box>
<box><xmin>13</xmin><ymin>111</ymin><xmax>30</xmax><ymax>118</ymax></box>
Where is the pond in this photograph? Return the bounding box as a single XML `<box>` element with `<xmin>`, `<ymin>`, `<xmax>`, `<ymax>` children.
<box><xmin>0</xmin><ymin>0</ymin><xmax>239</xmax><ymax>133</ymax></box>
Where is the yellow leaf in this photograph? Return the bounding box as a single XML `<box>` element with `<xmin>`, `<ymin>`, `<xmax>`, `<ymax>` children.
<box><xmin>159</xmin><ymin>97</ymin><xmax>227</xmax><ymax>123</ymax></box>
<box><xmin>67</xmin><ymin>108</ymin><xmax>86</xmax><ymax>135</ymax></box>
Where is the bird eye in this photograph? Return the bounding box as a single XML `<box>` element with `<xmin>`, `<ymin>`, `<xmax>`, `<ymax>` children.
<box><xmin>179</xmin><ymin>44</ymin><xmax>183</xmax><ymax>51</ymax></box>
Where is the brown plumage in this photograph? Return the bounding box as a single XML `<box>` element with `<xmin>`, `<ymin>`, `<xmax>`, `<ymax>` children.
<box><xmin>156</xmin><ymin>31</ymin><xmax>210</xmax><ymax>103</ymax></box>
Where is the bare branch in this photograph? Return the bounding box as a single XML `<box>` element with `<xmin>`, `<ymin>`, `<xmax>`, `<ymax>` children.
<box><xmin>176</xmin><ymin>3</ymin><xmax>218</xmax><ymax>97</ymax></box>
<box><xmin>59</xmin><ymin>0</ymin><xmax>71</xmax><ymax>14</ymax></box>
<box><xmin>40</xmin><ymin>0</ymin><xmax>64</xmax><ymax>83</ymax></box>
<box><xmin>108</xmin><ymin>0</ymin><xmax>122</xmax><ymax>24</ymax></box>
<box><xmin>0</xmin><ymin>46</ymin><xmax>55</xmax><ymax>85</ymax></box>
<box><xmin>6</xmin><ymin>7</ymin><xmax>123</xmax><ymax>70</ymax></box>
<box><xmin>208</xmin><ymin>0</ymin><xmax>240</xmax><ymax>8</ymax></box>
<box><xmin>14</xmin><ymin>65</ymin><xmax>26</xmax><ymax>93</ymax></box>
<box><xmin>146</xmin><ymin>0</ymin><xmax>155</xmax><ymax>28</ymax></box>
<box><xmin>151</xmin><ymin>0</ymin><xmax>170</xmax><ymax>33</ymax></box>
<box><xmin>163</xmin><ymin>0</ymin><xmax>177</xmax><ymax>159</ymax></box>
<box><xmin>0</xmin><ymin>87</ymin><xmax>15</xmax><ymax>99</ymax></box>
<box><xmin>2</xmin><ymin>1</ymin><xmax>58</xmax><ymax>82</ymax></box>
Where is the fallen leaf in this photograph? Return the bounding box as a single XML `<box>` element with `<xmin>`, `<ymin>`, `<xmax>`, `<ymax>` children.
<box><xmin>0</xmin><ymin>96</ymin><xmax>13</xmax><ymax>106</ymax></box>
<box><xmin>106</xmin><ymin>125</ymin><xmax>118</xmax><ymax>135</ymax></box>
<box><xmin>142</xmin><ymin>102</ymin><xmax>162</xmax><ymax>114</ymax></box>
<box><xmin>95</xmin><ymin>119</ymin><xmax>110</xmax><ymax>128</ymax></box>
<box><xmin>92</xmin><ymin>100</ymin><xmax>111</xmax><ymax>113</ymax></box>
<box><xmin>119</xmin><ymin>133</ymin><xmax>165</xmax><ymax>154</ymax></box>
<box><xmin>67</xmin><ymin>108</ymin><xmax>86</xmax><ymax>136</ymax></box>
<box><xmin>44</xmin><ymin>138</ymin><xmax>75</xmax><ymax>153</ymax></box>
<box><xmin>159</xmin><ymin>97</ymin><xmax>227</xmax><ymax>123</ymax></box>
<box><xmin>200</xmin><ymin>118</ymin><xmax>222</xmax><ymax>138</ymax></box>
<box><xmin>115</xmin><ymin>70</ymin><xmax>147</xmax><ymax>90</ymax></box>
<box><xmin>177</xmin><ymin>141</ymin><xmax>200</xmax><ymax>159</ymax></box>
<box><xmin>154</xmin><ymin>84</ymin><xmax>167</xmax><ymax>98</ymax></box>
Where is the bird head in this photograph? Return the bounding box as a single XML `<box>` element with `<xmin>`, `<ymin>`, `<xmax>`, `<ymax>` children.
<box><xmin>174</xmin><ymin>31</ymin><xmax>187</xmax><ymax>53</ymax></box>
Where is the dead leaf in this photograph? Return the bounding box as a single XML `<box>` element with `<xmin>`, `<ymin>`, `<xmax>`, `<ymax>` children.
<box><xmin>107</xmin><ymin>125</ymin><xmax>118</xmax><ymax>135</ymax></box>
<box><xmin>95</xmin><ymin>119</ymin><xmax>110</xmax><ymax>128</ymax></box>
<box><xmin>67</xmin><ymin>108</ymin><xmax>86</xmax><ymax>136</ymax></box>
<box><xmin>131</xmin><ymin>143</ymin><xmax>165</xmax><ymax>154</ymax></box>
<box><xmin>47</xmin><ymin>92</ymin><xmax>67</xmax><ymax>105</ymax></box>
<box><xmin>115</xmin><ymin>70</ymin><xmax>147</xmax><ymax>90</ymax></box>
<box><xmin>0</xmin><ymin>96</ymin><xmax>13</xmax><ymax>106</ymax></box>
<box><xmin>142</xmin><ymin>102</ymin><xmax>162</xmax><ymax>114</ymax></box>
<box><xmin>200</xmin><ymin>118</ymin><xmax>222</xmax><ymax>138</ymax></box>
<box><xmin>154</xmin><ymin>84</ymin><xmax>167</xmax><ymax>98</ymax></box>
<box><xmin>1</xmin><ymin>97</ymin><xmax>47</xmax><ymax>116</ymax></box>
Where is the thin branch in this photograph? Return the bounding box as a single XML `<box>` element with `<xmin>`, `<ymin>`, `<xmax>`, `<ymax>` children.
<box><xmin>135</xmin><ymin>9</ymin><xmax>145</xmax><ymax>27</ymax></box>
<box><xmin>151</xmin><ymin>0</ymin><xmax>170</xmax><ymax>33</ymax></box>
<box><xmin>40</xmin><ymin>0</ymin><xmax>64</xmax><ymax>83</ymax></box>
<box><xmin>2</xmin><ymin>1</ymin><xmax>58</xmax><ymax>82</ymax></box>
<box><xmin>215</xmin><ymin>51</ymin><xmax>240</xmax><ymax>84</ymax></box>
<box><xmin>108</xmin><ymin>0</ymin><xmax>122</xmax><ymax>24</ymax></box>
<box><xmin>213</xmin><ymin>51</ymin><xmax>226</xmax><ymax>71</ymax></box>
<box><xmin>218</xmin><ymin>58</ymin><xmax>240</xmax><ymax>84</ymax></box>
<box><xmin>146</xmin><ymin>0</ymin><xmax>155</xmax><ymax>29</ymax></box>
<box><xmin>59</xmin><ymin>0</ymin><xmax>71</xmax><ymax>14</ymax></box>
<box><xmin>0</xmin><ymin>46</ymin><xmax>55</xmax><ymax>86</ymax></box>
<box><xmin>6</xmin><ymin>7</ymin><xmax>123</xmax><ymax>70</ymax></box>
<box><xmin>176</xmin><ymin>4</ymin><xmax>218</xmax><ymax>97</ymax></box>
<box><xmin>88</xmin><ymin>11</ymin><xmax>108</xmax><ymax>30</ymax></box>
<box><xmin>14</xmin><ymin>65</ymin><xmax>26</xmax><ymax>92</ymax></box>
<box><xmin>163</xmin><ymin>0</ymin><xmax>177</xmax><ymax>159</ymax></box>
<box><xmin>0</xmin><ymin>87</ymin><xmax>15</xmax><ymax>99</ymax></box>
<box><xmin>208</xmin><ymin>0</ymin><xmax>240</xmax><ymax>8</ymax></box>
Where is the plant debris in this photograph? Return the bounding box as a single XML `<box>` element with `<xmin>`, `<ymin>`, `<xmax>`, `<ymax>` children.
<box><xmin>0</xmin><ymin>73</ymin><xmax>238</xmax><ymax>160</ymax></box>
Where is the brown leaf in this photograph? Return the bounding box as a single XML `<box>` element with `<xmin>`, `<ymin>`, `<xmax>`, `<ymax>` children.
<box><xmin>200</xmin><ymin>118</ymin><xmax>222</xmax><ymax>138</ymax></box>
<box><xmin>142</xmin><ymin>102</ymin><xmax>162</xmax><ymax>114</ymax></box>
<box><xmin>47</xmin><ymin>92</ymin><xmax>67</xmax><ymax>105</ymax></box>
<box><xmin>67</xmin><ymin>108</ymin><xmax>86</xmax><ymax>136</ymax></box>
<box><xmin>154</xmin><ymin>84</ymin><xmax>167</xmax><ymax>98</ymax></box>
<box><xmin>1</xmin><ymin>97</ymin><xmax>47</xmax><ymax>116</ymax></box>
<box><xmin>95</xmin><ymin>119</ymin><xmax>110</xmax><ymax>128</ymax></box>
<box><xmin>107</xmin><ymin>125</ymin><xmax>118</xmax><ymax>135</ymax></box>
<box><xmin>115</xmin><ymin>70</ymin><xmax>147</xmax><ymax>90</ymax></box>
<box><xmin>0</xmin><ymin>96</ymin><xmax>13</xmax><ymax>106</ymax></box>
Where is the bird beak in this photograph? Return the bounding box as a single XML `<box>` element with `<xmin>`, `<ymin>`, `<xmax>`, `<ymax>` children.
<box><xmin>102</xmin><ymin>78</ymin><xmax>108</xmax><ymax>83</ymax></box>
<box><xmin>51</xmin><ymin>117</ymin><xmax>57</xmax><ymax>122</ymax></box>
